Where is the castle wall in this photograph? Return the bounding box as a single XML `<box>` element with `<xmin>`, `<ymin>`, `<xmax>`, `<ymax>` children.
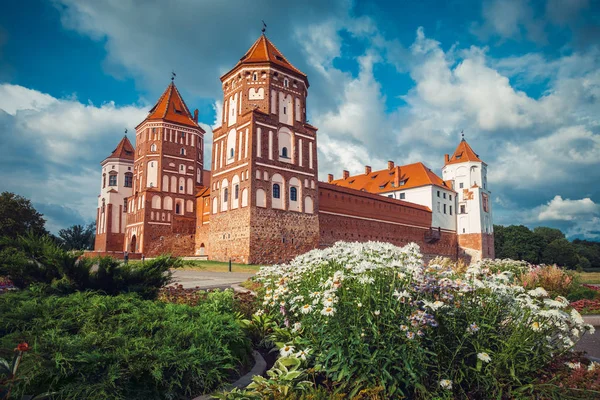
<box><xmin>318</xmin><ymin>183</ymin><xmax>457</xmax><ymax>261</ymax></box>
<box><xmin>248</xmin><ymin>207</ymin><xmax>320</xmax><ymax>265</ymax></box>
<box><xmin>458</xmin><ymin>232</ymin><xmax>495</xmax><ymax>263</ymax></box>
<box><xmin>208</xmin><ymin>207</ymin><xmax>252</xmax><ymax>263</ymax></box>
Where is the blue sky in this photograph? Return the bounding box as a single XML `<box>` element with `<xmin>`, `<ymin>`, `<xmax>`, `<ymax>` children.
<box><xmin>0</xmin><ymin>0</ymin><xmax>599</xmax><ymax>239</ymax></box>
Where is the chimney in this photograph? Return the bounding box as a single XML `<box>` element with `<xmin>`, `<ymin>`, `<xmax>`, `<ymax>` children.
<box><xmin>394</xmin><ymin>166</ymin><xmax>401</xmax><ymax>187</ymax></box>
<box><xmin>365</xmin><ymin>165</ymin><xmax>372</xmax><ymax>174</ymax></box>
<box><xmin>387</xmin><ymin>160</ymin><xmax>395</xmax><ymax>169</ymax></box>
<box><xmin>343</xmin><ymin>170</ymin><xmax>349</xmax><ymax>179</ymax></box>
<box><xmin>327</xmin><ymin>174</ymin><xmax>333</xmax><ymax>183</ymax></box>
<box><xmin>193</xmin><ymin>109</ymin><xmax>199</xmax><ymax>123</ymax></box>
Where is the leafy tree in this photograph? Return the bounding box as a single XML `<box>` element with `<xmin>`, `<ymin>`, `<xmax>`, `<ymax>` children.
<box><xmin>542</xmin><ymin>238</ymin><xmax>579</xmax><ymax>269</ymax></box>
<box><xmin>494</xmin><ymin>225</ymin><xmax>543</xmax><ymax>263</ymax></box>
<box><xmin>573</xmin><ymin>239</ymin><xmax>600</xmax><ymax>269</ymax></box>
<box><xmin>58</xmin><ymin>222</ymin><xmax>95</xmax><ymax>250</ymax></box>
<box><xmin>533</xmin><ymin>226</ymin><xmax>565</xmax><ymax>246</ymax></box>
<box><xmin>0</xmin><ymin>192</ymin><xmax>47</xmax><ymax>239</ymax></box>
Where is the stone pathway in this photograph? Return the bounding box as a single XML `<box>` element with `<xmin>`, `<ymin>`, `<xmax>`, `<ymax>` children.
<box><xmin>171</xmin><ymin>270</ymin><xmax>255</xmax><ymax>290</ymax></box>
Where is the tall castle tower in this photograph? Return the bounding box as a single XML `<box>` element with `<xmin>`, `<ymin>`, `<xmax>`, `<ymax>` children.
<box><xmin>124</xmin><ymin>81</ymin><xmax>205</xmax><ymax>255</ymax></box>
<box><xmin>200</xmin><ymin>33</ymin><xmax>320</xmax><ymax>264</ymax></box>
<box><xmin>442</xmin><ymin>137</ymin><xmax>494</xmax><ymax>261</ymax></box>
<box><xmin>94</xmin><ymin>135</ymin><xmax>134</xmax><ymax>252</ymax></box>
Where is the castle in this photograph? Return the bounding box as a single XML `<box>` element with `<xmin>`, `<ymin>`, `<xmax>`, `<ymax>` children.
<box><xmin>92</xmin><ymin>33</ymin><xmax>494</xmax><ymax>264</ymax></box>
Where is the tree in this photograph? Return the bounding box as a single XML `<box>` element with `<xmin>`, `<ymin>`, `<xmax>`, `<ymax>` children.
<box><xmin>58</xmin><ymin>222</ymin><xmax>96</xmax><ymax>251</ymax></box>
<box><xmin>494</xmin><ymin>225</ymin><xmax>543</xmax><ymax>264</ymax></box>
<box><xmin>0</xmin><ymin>192</ymin><xmax>47</xmax><ymax>239</ymax></box>
<box><xmin>542</xmin><ymin>238</ymin><xmax>579</xmax><ymax>269</ymax></box>
<box><xmin>533</xmin><ymin>226</ymin><xmax>565</xmax><ymax>246</ymax></box>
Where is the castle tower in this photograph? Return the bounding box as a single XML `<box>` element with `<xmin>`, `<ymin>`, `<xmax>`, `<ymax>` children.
<box><xmin>442</xmin><ymin>137</ymin><xmax>494</xmax><ymax>261</ymax></box>
<box><xmin>94</xmin><ymin>135</ymin><xmax>134</xmax><ymax>252</ymax></box>
<box><xmin>124</xmin><ymin>81</ymin><xmax>205</xmax><ymax>255</ymax></box>
<box><xmin>201</xmin><ymin>33</ymin><xmax>320</xmax><ymax>264</ymax></box>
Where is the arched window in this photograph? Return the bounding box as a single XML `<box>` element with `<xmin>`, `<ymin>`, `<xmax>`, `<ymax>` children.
<box><xmin>175</xmin><ymin>203</ymin><xmax>180</xmax><ymax>214</ymax></box>
<box><xmin>273</xmin><ymin>184</ymin><xmax>280</xmax><ymax>199</ymax></box>
<box><xmin>290</xmin><ymin>187</ymin><xmax>297</xmax><ymax>202</ymax></box>
<box><xmin>284</xmin><ymin>78</ymin><xmax>289</xmax><ymax>87</ymax></box>
<box><xmin>224</xmin><ymin>188</ymin><xmax>229</xmax><ymax>202</ymax></box>
<box><xmin>151</xmin><ymin>143</ymin><xmax>157</xmax><ymax>152</ymax></box>
<box><xmin>235</xmin><ymin>184</ymin><xmax>239</xmax><ymax>200</ymax></box>
<box><xmin>281</xmin><ymin>147</ymin><xmax>288</xmax><ymax>158</ymax></box>
<box><xmin>102</xmin><ymin>174</ymin><xmax>106</xmax><ymax>188</ymax></box>
<box><xmin>180</xmin><ymin>148</ymin><xmax>185</xmax><ymax>155</ymax></box>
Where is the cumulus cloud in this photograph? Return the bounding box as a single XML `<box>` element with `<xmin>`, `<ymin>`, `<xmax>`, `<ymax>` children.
<box><xmin>0</xmin><ymin>83</ymin><xmax>148</xmax><ymax>232</ymax></box>
<box><xmin>537</xmin><ymin>195</ymin><xmax>599</xmax><ymax>221</ymax></box>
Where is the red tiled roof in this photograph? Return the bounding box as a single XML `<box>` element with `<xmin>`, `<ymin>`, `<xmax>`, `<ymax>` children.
<box><xmin>222</xmin><ymin>34</ymin><xmax>308</xmax><ymax>85</ymax></box>
<box><xmin>144</xmin><ymin>82</ymin><xmax>201</xmax><ymax>128</ymax></box>
<box><xmin>445</xmin><ymin>139</ymin><xmax>483</xmax><ymax>165</ymax></box>
<box><xmin>330</xmin><ymin>162</ymin><xmax>454</xmax><ymax>194</ymax></box>
<box><xmin>107</xmin><ymin>135</ymin><xmax>134</xmax><ymax>160</ymax></box>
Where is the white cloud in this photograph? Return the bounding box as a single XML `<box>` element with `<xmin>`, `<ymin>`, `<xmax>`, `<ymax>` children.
<box><xmin>537</xmin><ymin>195</ymin><xmax>599</xmax><ymax>221</ymax></box>
<box><xmin>0</xmin><ymin>83</ymin><xmax>148</xmax><ymax>231</ymax></box>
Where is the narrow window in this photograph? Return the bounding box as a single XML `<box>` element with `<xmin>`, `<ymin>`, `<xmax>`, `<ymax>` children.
<box><xmin>123</xmin><ymin>199</ymin><xmax>127</xmax><ymax>212</ymax></box>
<box><xmin>180</xmin><ymin>148</ymin><xmax>185</xmax><ymax>155</ymax></box>
<box><xmin>102</xmin><ymin>174</ymin><xmax>106</xmax><ymax>188</ymax></box>
<box><xmin>230</xmin><ymin>148</ymin><xmax>234</xmax><ymax>158</ymax></box>
<box><xmin>176</xmin><ymin>203</ymin><xmax>180</xmax><ymax>214</ymax></box>
<box><xmin>109</xmin><ymin>174</ymin><xmax>117</xmax><ymax>186</ymax></box>
<box><xmin>443</xmin><ymin>193</ymin><xmax>446</xmax><ymax>199</ymax></box>
<box><xmin>235</xmin><ymin>185</ymin><xmax>239</xmax><ymax>200</ymax></box>
<box><xmin>449</xmin><ymin>194</ymin><xmax>452</xmax><ymax>201</ymax></box>
<box><xmin>459</xmin><ymin>182</ymin><xmax>464</xmax><ymax>189</ymax></box>
<box><xmin>281</xmin><ymin>147</ymin><xmax>288</xmax><ymax>158</ymax></box>
<box><xmin>224</xmin><ymin>188</ymin><xmax>229</xmax><ymax>202</ymax></box>
<box><xmin>443</xmin><ymin>204</ymin><xmax>447</xmax><ymax>214</ymax></box>
<box><xmin>253</xmin><ymin>72</ymin><xmax>257</xmax><ymax>81</ymax></box>
<box><xmin>273</xmin><ymin>184</ymin><xmax>281</xmax><ymax>199</ymax></box>
<box><xmin>460</xmin><ymin>205</ymin><xmax>466</xmax><ymax>214</ymax></box>
<box><xmin>290</xmin><ymin>187</ymin><xmax>297</xmax><ymax>201</ymax></box>
<box><xmin>181</xmin><ymin>132</ymin><xmax>185</xmax><ymax>138</ymax></box>
<box><xmin>283</xmin><ymin>106</ymin><xmax>287</xmax><ymax>114</ymax></box>
<box><xmin>449</xmin><ymin>205</ymin><xmax>453</xmax><ymax>215</ymax></box>
<box><xmin>437</xmin><ymin>190</ymin><xmax>440</xmax><ymax>197</ymax></box>
<box><xmin>124</xmin><ymin>173</ymin><xmax>133</xmax><ymax>188</ymax></box>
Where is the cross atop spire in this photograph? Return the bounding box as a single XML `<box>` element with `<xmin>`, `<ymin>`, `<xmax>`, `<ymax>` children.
<box><xmin>261</xmin><ymin>20</ymin><xmax>267</xmax><ymax>35</ymax></box>
<box><xmin>461</xmin><ymin>130</ymin><xmax>465</xmax><ymax>141</ymax></box>
<box><xmin>171</xmin><ymin>70</ymin><xmax>176</xmax><ymax>82</ymax></box>
<box><xmin>124</xmin><ymin>128</ymin><xmax>128</xmax><ymax>138</ymax></box>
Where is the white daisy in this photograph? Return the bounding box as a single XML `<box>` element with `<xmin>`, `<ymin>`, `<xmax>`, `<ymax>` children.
<box><xmin>321</xmin><ymin>306</ymin><xmax>336</xmax><ymax>316</ymax></box>
<box><xmin>280</xmin><ymin>345</ymin><xmax>295</xmax><ymax>357</ymax></box>
<box><xmin>477</xmin><ymin>352</ymin><xmax>491</xmax><ymax>363</ymax></box>
<box><xmin>439</xmin><ymin>379</ymin><xmax>452</xmax><ymax>389</ymax></box>
<box><xmin>300</xmin><ymin>304</ymin><xmax>313</xmax><ymax>314</ymax></box>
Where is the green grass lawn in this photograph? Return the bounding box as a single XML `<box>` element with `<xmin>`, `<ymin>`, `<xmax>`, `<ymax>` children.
<box><xmin>577</xmin><ymin>272</ymin><xmax>600</xmax><ymax>284</ymax></box>
<box><xmin>178</xmin><ymin>259</ymin><xmax>262</xmax><ymax>273</ymax></box>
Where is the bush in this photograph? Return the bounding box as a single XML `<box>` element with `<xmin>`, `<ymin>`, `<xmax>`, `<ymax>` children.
<box><xmin>0</xmin><ymin>233</ymin><xmax>180</xmax><ymax>299</ymax></box>
<box><xmin>249</xmin><ymin>241</ymin><xmax>595</xmax><ymax>399</ymax></box>
<box><xmin>566</xmin><ymin>286</ymin><xmax>599</xmax><ymax>301</ymax></box>
<box><xmin>519</xmin><ymin>264</ymin><xmax>575</xmax><ymax>297</ymax></box>
<box><xmin>0</xmin><ymin>290</ymin><xmax>251</xmax><ymax>399</ymax></box>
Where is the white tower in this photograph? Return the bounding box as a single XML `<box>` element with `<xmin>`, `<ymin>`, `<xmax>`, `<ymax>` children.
<box><xmin>442</xmin><ymin>136</ymin><xmax>494</xmax><ymax>262</ymax></box>
<box><xmin>94</xmin><ymin>135</ymin><xmax>135</xmax><ymax>252</ymax></box>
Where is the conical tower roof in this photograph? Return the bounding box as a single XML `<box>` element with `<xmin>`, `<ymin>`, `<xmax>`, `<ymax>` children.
<box><xmin>223</xmin><ymin>34</ymin><xmax>308</xmax><ymax>85</ymax></box>
<box><xmin>106</xmin><ymin>135</ymin><xmax>134</xmax><ymax>161</ymax></box>
<box><xmin>142</xmin><ymin>82</ymin><xmax>200</xmax><ymax>128</ymax></box>
<box><xmin>445</xmin><ymin>138</ymin><xmax>484</xmax><ymax>165</ymax></box>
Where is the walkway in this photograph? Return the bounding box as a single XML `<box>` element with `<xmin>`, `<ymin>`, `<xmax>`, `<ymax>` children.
<box><xmin>171</xmin><ymin>270</ymin><xmax>255</xmax><ymax>290</ymax></box>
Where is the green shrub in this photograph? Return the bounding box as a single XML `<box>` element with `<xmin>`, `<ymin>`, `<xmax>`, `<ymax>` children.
<box><xmin>0</xmin><ymin>290</ymin><xmax>251</xmax><ymax>400</ymax></box>
<box><xmin>566</xmin><ymin>285</ymin><xmax>599</xmax><ymax>301</ymax></box>
<box><xmin>0</xmin><ymin>233</ymin><xmax>180</xmax><ymax>299</ymax></box>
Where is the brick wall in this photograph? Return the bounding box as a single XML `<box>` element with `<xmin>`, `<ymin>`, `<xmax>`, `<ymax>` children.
<box><xmin>458</xmin><ymin>232</ymin><xmax>495</xmax><ymax>263</ymax></box>
<box><xmin>208</xmin><ymin>207</ymin><xmax>252</xmax><ymax>263</ymax></box>
<box><xmin>248</xmin><ymin>206</ymin><xmax>320</xmax><ymax>265</ymax></box>
<box><xmin>318</xmin><ymin>183</ymin><xmax>457</xmax><ymax>261</ymax></box>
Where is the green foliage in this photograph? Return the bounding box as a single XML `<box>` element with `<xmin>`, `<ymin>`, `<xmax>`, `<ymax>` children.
<box><xmin>0</xmin><ymin>232</ymin><xmax>180</xmax><ymax>299</ymax></box>
<box><xmin>494</xmin><ymin>224</ymin><xmax>598</xmax><ymax>269</ymax></box>
<box><xmin>0</xmin><ymin>192</ymin><xmax>47</xmax><ymax>239</ymax></box>
<box><xmin>566</xmin><ymin>286</ymin><xmax>599</xmax><ymax>301</ymax></box>
<box><xmin>58</xmin><ymin>223</ymin><xmax>95</xmax><ymax>251</ymax></box>
<box><xmin>0</xmin><ymin>290</ymin><xmax>251</xmax><ymax>400</ymax></box>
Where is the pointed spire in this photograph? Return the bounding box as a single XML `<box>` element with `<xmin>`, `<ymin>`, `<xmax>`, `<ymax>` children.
<box><xmin>107</xmin><ymin>135</ymin><xmax>135</xmax><ymax>161</ymax></box>
<box><xmin>226</xmin><ymin>34</ymin><xmax>307</xmax><ymax>83</ymax></box>
<box><xmin>445</xmin><ymin>136</ymin><xmax>483</xmax><ymax>165</ymax></box>
<box><xmin>144</xmin><ymin>81</ymin><xmax>198</xmax><ymax>128</ymax></box>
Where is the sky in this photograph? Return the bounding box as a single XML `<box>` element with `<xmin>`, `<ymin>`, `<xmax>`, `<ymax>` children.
<box><xmin>0</xmin><ymin>0</ymin><xmax>599</xmax><ymax>239</ymax></box>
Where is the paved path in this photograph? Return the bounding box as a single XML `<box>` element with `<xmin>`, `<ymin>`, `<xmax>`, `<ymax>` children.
<box><xmin>171</xmin><ymin>270</ymin><xmax>255</xmax><ymax>290</ymax></box>
<box><xmin>575</xmin><ymin>327</ymin><xmax>600</xmax><ymax>360</ymax></box>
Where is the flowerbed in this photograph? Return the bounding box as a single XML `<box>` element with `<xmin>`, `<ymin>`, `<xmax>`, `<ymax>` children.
<box><xmin>232</xmin><ymin>241</ymin><xmax>596</xmax><ymax>399</ymax></box>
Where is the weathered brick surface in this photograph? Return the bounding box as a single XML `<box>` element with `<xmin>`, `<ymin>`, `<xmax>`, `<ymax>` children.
<box><xmin>94</xmin><ymin>204</ymin><xmax>126</xmax><ymax>252</ymax></box>
<box><xmin>81</xmin><ymin>251</ymin><xmax>142</xmax><ymax>260</ymax></box>
<box><xmin>458</xmin><ymin>233</ymin><xmax>495</xmax><ymax>262</ymax></box>
<box><xmin>248</xmin><ymin>207</ymin><xmax>320</xmax><ymax>265</ymax></box>
<box><xmin>318</xmin><ymin>183</ymin><xmax>458</xmax><ymax>260</ymax></box>
<box><xmin>208</xmin><ymin>207</ymin><xmax>252</xmax><ymax>263</ymax></box>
